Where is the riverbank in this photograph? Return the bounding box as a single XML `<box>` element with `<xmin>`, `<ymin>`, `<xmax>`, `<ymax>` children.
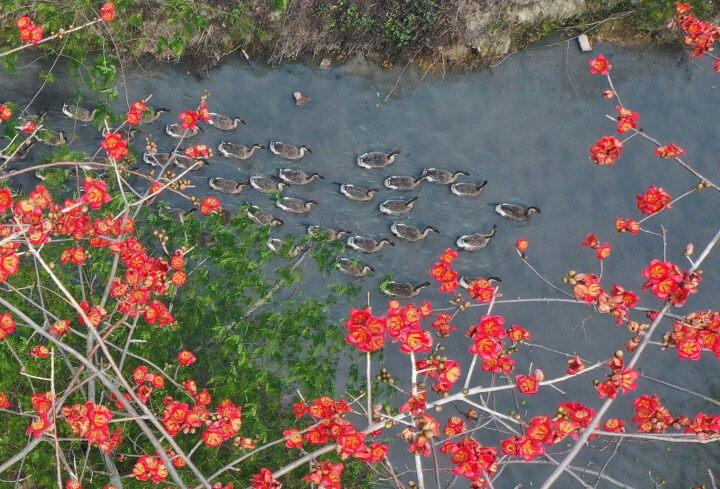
<box><xmin>0</xmin><ymin>1</ymin><xmax>716</xmax><ymax>70</ymax></box>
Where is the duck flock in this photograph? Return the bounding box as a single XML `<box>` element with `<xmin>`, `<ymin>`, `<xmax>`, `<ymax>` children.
<box><xmin>0</xmin><ymin>100</ymin><xmax>541</xmax><ymax>299</ymax></box>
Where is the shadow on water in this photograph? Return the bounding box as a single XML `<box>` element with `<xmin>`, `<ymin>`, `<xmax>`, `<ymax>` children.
<box><xmin>3</xmin><ymin>36</ymin><xmax>720</xmax><ymax>487</ymax></box>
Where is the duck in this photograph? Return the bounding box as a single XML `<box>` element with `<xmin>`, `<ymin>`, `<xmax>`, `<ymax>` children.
<box><xmin>208</xmin><ymin>113</ymin><xmax>246</xmax><ymax>130</ymax></box>
<box><xmin>141</xmin><ymin>107</ymin><xmax>170</xmax><ymax>124</ymax></box>
<box><xmin>209</xmin><ymin>177</ymin><xmax>250</xmax><ymax>194</ymax></box>
<box><xmin>270</xmin><ymin>141</ymin><xmax>311</xmax><ymax>160</ymax></box>
<box><xmin>62</xmin><ymin>104</ymin><xmax>98</xmax><ymax>122</ymax></box>
<box><xmin>218</xmin><ymin>141</ymin><xmax>264</xmax><ymax>160</ymax></box>
<box><xmin>40</xmin><ymin>130</ymin><xmax>67</xmax><ymax>146</ymax></box>
<box><xmin>250</xmin><ymin>175</ymin><xmax>286</xmax><ymax>193</ymax></box>
<box><xmin>143</xmin><ymin>151</ymin><xmax>174</xmax><ymax>167</ymax></box>
<box><xmin>390</xmin><ymin>223</ymin><xmax>439</xmax><ymax>242</ymax></box>
<box><xmin>335</xmin><ymin>257</ymin><xmax>374</xmax><ymax>277</ymax></box>
<box><xmin>278</xmin><ymin>169</ymin><xmax>324</xmax><ymax>185</ymax></box>
<box><xmin>379</xmin><ymin>196</ymin><xmax>418</xmax><ymax>216</ymax></box>
<box><xmin>247</xmin><ymin>205</ymin><xmax>284</xmax><ymax>227</ymax></box>
<box><xmin>199</xmin><ymin>229</ymin><xmax>217</xmax><ymax>247</ymax></box>
<box><xmin>275</xmin><ymin>197</ymin><xmax>318</xmax><ymax>214</ymax></box>
<box><xmin>306</xmin><ymin>225</ymin><xmax>350</xmax><ymax>241</ymax></box>
<box><xmin>168</xmin><ymin>207</ymin><xmax>197</xmax><ymax>224</ymax></box>
<box><xmin>421</xmin><ymin>168</ymin><xmax>469</xmax><ymax>184</ymax></box>
<box><xmin>267</xmin><ymin>237</ymin><xmax>302</xmax><ymax>256</ymax></box>
<box><xmin>165</xmin><ymin>124</ymin><xmax>201</xmax><ymax>138</ymax></box>
<box><xmin>173</xmin><ymin>155</ymin><xmax>206</xmax><ymax>171</ymax></box>
<box><xmin>456</xmin><ymin>225</ymin><xmax>498</xmax><ymax>251</ymax></box>
<box><xmin>293</xmin><ymin>92</ymin><xmax>312</xmax><ymax>106</ymax></box>
<box><xmin>346</xmin><ymin>235</ymin><xmax>395</xmax><ymax>254</ymax></box>
<box><xmin>381</xmin><ymin>281</ymin><xmax>431</xmax><ymax>299</ymax></box>
<box><xmin>356</xmin><ymin>149</ymin><xmax>400</xmax><ymax>169</ymax></box>
<box><xmin>460</xmin><ymin>275</ymin><xmax>501</xmax><ymax>289</ymax></box>
<box><xmin>1</xmin><ymin>140</ymin><xmax>35</xmax><ymax>162</ymax></box>
<box><xmin>17</xmin><ymin>110</ymin><xmax>47</xmax><ymax>130</ymax></box>
<box><xmin>495</xmin><ymin>204</ymin><xmax>541</xmax><ymax>221</ymax></box>
<box><xmin>339</xmin><ymin>184</ymin><xmax>379</xmax><ymax>201</ymax></box>
<box><xmin>384</xmin><ymin>174</ymin><xmax>428</xmax><ymax>191</ymax></box>
<box><xmin>101</xmin><ymin>127</ymin><xmax>138</xmax><ymax>141</ymax></box>
<box><xmin>451</xmin><ymin>181</ymin><xmax>488</xmax><ymax>197</ymax></box>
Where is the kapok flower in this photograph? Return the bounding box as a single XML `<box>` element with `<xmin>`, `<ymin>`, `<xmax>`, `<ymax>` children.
<box><xmin>596</xmin><ymin>242</ymin><xmax>611</xmax><ymax>260</ymax></box>
<box><xmin>516</xmin><ymin>374</ymin><xmax>540</xmax><ymax>395</ymax></box>
<box><xmin>101</xmin><ymin>2</ymin><xmax>116</xmax><ymax>22</ymax></box>
<box><xmin>636</xmin><ymin>186</ymin><xmax>672</xmax><ymax>215</ymax></box>
<box><xmin>178</xmin><ymin>350</ymin><xmax>196</xmax><ymax>365</ymax></box>
<box><xmin>590</xmin><ymin>136</ymin><xmax>623</xmax><ymax>166</ymax></box>
<box><xmin>616</xmin><ymin>106</ymin><xmax>639</xmax><ymax>133</ymax></box>
<box><xmin>516</xmin><ymin>238</ymin><xmax>529</xmax><ymax>252</ymax></box>
<box><xmin>615</xmin><ymin>217</ymin><xmax>640</xmax><ymax>235</ymax></box>
<box><xmin>589</xmin><ymin>55</ymin><xmax>612</xmax><ymax>75</ymax></box>
<box><xmin>31</xmin><ymin>345</ymin><xmax>50</xmax><ymax>358</ymax></box>
<box><xmin>178</xmin><ymin>110</ymin><xmax>201</xmax><ymax>130</ymax></box>
<box><xmin>0</xmin><ymin>392</ymin><xmax>10</xmax><ymax>409</ymax></box>
<box><xmin>200</xmin><ymin>196</ymin><xmax>221</xmax><ymax>215</ymax></box>
<box><xmin>0</xmin><ymin>313</ymin><xmax>17</xmax><ymax>339</ymax></box>
<box><xmin>567</xmin><ymin>355</ymin><xmax>585</xmax><ymax>375</ymax></box>
<box><xmin>0</xmin><ymin>105</ymin><xmax>12</xmax><ymax>121</ymax></box>
<box><xmin>101</xmin><ymin>132</ymin><xmax>129</xmax><ymax>160</ymax></box>
<box><xmin>252</xmin><ymin>468</ymin><xmax>282</xmax><ymax>489</ymax></box>
<box><xmin>49</xmin><ymin>320</ymin><xmax>71</xmax><ymax>337</ymax></box>
<box><xmin>655</xmin><ymin>143</ymin><xmax>686</xmax><ymax>159</ymax></box>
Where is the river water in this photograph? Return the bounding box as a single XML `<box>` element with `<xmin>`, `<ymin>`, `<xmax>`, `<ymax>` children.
<box><xmin>3</xmin><ymin>37</ymin><xmax>720</xmax><ymax>488</ymax></box>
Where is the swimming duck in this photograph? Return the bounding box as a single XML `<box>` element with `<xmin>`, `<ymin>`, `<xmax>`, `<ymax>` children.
<box><xmin>335</xmin><ymin>257</ymin><xmax>374</xmax><ymax>277</ymax></box>
<box><xmin>339</xmin><ymin>184</ymin><xmax>379</xmax><ymax>201</ymax></box>
<box><xmin>459</xmin><ymin>275</ymin><xmax>501</xmax><ymax>289</ymax></box>
<box><xmin>495</xmin><ymin>204</ymin><xmax>541</xmax><ymax>221</ymax></box>
<box><xmin>102</xmin><ymin>127</ymin><xmax>138</xmax><ymax>141</ymax></box>
<box><xmin>267</xmin><ymin>237</ymin><xmax>302</xmax><ymax>256</ymax></box>
<box><xmin>346</xmin><ymin>235</ymin><xmax>395</xmax><ymax>254</ymax></box>
<box><xmin>390</xmin><ymin>223</ymin><xmax>439</xmax><ymax>242</ymax></box>
<box><xmin>279</xmin><ymin>169</ymin><xmax>324</xmax><ymax>185</ymax></box>
<box><xmin>62</xmin><ymin>104</ymin><xmax>98</xmax><ymax>122</ymax></box>
<box><xmin>270</xmin><ymin>141</ymin><xmax>311</xmax><ymax>160</ymax></box>
<box><xmin>173</xmin><ymin>155</ymin><xmax>206</xmax><ymax>171</ymax></box>
<box><xmin>1</xmin><ymin>140</ymin><xmax>35</xmax><ymax>162</ymax></box>
<box><xmin>384</xmin><ymin>174</ymin><xmax>428</xmax><ymax>191</ymax></box>
<box><xmin>250</xmin><ymin>175</ymin><xmax>285</xmax><ymax>193</ymax></box>
<box><xmin>143</xmin><ymin>151</ymin><xmax>174</xmax><ymax>167</ymax></box>
<box><xmin>17</xmin><ymin>110</ymin><xmax>47</xmax><ymax>130</ymax></box>
<box><xmin>293</xmin><ymin>92</ymin><xmax>312</xmax><ymax>106</ymax></box>
<box><xmin>381</xmin><ymin>281</ymin><xmax>431</xmax><ymax>299</ymax></box>
<box><xmin>422</xmin><ymin>168</ymin><xmax>469</xmax><ymax>184</ymax></box>
<box><xmin>379</xmin><ymin>196</ymin><xmax>418</xmax><ymax>216</ymax></box>
<box><xmin>247</xmin><ymin>205</ymin><xmax>284</xmax><ymax>226</ymax></box>
<box><xmin>39</xmin><ymin>130</ymin><xmax>68</xmax><ymax>146</ymax></box>
<box><xmin>306</xmin><ymin>225</ymin><xmax>350</xmax><ymax>241</ymax></box>
<box><xmin>456</xmin><ymin>225</ymin><xmax>498</xmax><ymax>251</ymax></box>
<box><xmin>141</xmin><ymin>107</ymin><xmax>170</xmax><ymax>124</ymax></box>
<box><xmin>209</xmin><ymin>177</ymin><xmax>250</xmax><ymax>194</ymax></box>
<box><xmin>276</xmin><ymin>197</ymin><xmax>318</xmax><ymax>213</ymax></box>
<box><xmin>165</xmin><ymin>124</ymin><xmax>201</xmax><ymax>138</ymax></box>
<box><xmin>218</xmin><ymin>141</ymin><xmax>264</xmax><ymax>160</ymax></box>
<box><xmin>451</xmin><ymin>181</ymin><xmax>488</xmax><ymax>197</ymax></box>
<box><xmin>356</xmin><ymin>149</ymin><xmax>400</xmax><ymax>169</ymax></box>
<box><xmin>208</xmin><ymin>113</ymin><xmax>246</xmax><ymax>130</ymax></box>
<box><xmin>168</xmin><ymin>207</ymin><xmax>197</xmax><ymax>224</ymax></box>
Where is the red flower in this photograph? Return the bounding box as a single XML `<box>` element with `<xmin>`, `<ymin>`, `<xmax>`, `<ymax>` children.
<box><xmin>26</xmin><ymin>416</ymin><xmax>52</xmax><ymax>437</ymax></box>
<box><xmin>603</xmin><ymin>418</ymin><xmax>625</xmax><ymax>432</ymax></box>
<box><xmin>21</xmin><ymin>121</ymin><xmax>36</xmax><ymax>133</ymax></box>
<box><xmin>345</xmin><ymin>308</ymin><xmax>387</xmax><ymax>352</ymax></box>
<box><xmin>284</xmin><ymin>429</ymin><xmax>303</xmax><ymax>448</ymax></box>
<box><xmin>101</xmin><ymin>132</ymin><xmax>129</xmax><ymax>160</ymax></box>
<box><xmin>516</xmin><ymin>238</ymin><xmax>529</xmax><ymax>252</ymax></box>
<box><xmin>132</xmin><ymin>455</ymin><xmax>168</xmax><ymax>482</ymax></box>
<box><xmin>567</xmin><ymin>355</ymin><xmax>585</xmax><ymax>375</ymax></box>
<box><xmin>616</xmin><ymin>106</ymin><xmax>640</xmax><ymax>133</ymax></box>
<box><xmin>582</xmin><ymin>234</ymin><xmax>599</xmax><ymax>248</ymax></box>
<box><xmin>172</xmin><ymin>270</ymin><xmax>187</xmax><ymax>286</ymax></box>
<box><xmin>636</xmin><ymin>186</ymin><xmax>671</xmax><ymax>215</ymax></box>
<box><xmin>178</xmin><ymin>110</ymin><xmax>201</xmax><ymax>130</ymax></box>
<box><xmin>304</xmin><ymin>461</ymin><xmax>344</xmax><ymax>489</ymax></box>
<box><xmin>516</xmin><ymin>374</ymin><xmax>540</xmax><ymax>395</ymax></box>
<box><xmin>615</xmin><ymin>217</ymin><xmax>640</xmax><ymax>235</ymax></box>
<box><xmin>590</xmin><ymin>136</ymin><xmax>623</xmax><ymax>166</ymax></box>
<box><xmin>0</xmin><ymin>392</ymin><xmax>9</xmax><ymax>409</ymax></box>
<box><xmin>82</xmin><ymin>178</ymin><xmax>112</xmax><ymax>210</ymax></box>
<box><xmin>252</xmin><ymin>468</ymin><xmax>282</xmax><ymax>489</ymax></box>
<box><xmin>655</xmin><ymin>143</ymin><xmax>686</xmax><ymax>159</ymax></box>
<box><xmin>676</xmin><ymin>2</ymin><xmax>693</xmax><ymax>14</ymax></box>
<box><xmin>0</xmin><ymin>105</ymin><xmax>11</xmax><ymax>121</ymax></box>
<box><xmin>589</xmin><ymin>55</ymin><xmax>612</xmax><ymax>75</ymax></box>
<box><xmin>178</xmin><ymin>350</ymin><xmax>196</xmax><ymax>365</ymax></box>
<box><xmin>200</xmin><ymin>196</ymin><xmax>221</xmax><ymax>215</ymax></box>
<box><xmin>466</xmin><ymin>278</ymin><xmax>496</xmax><ymax>304</ymax></box>
<box><xmin>596</xmin><ymin>242</ymin><xmax>611</xmax><ymax>260</ymax></box>
<box><xmin>133</xmin><ymin>366</ymin><xmax>148</xmax><ymax>384</ymax></box>
<box><xmin>126</xmin><ymin>110</ymin><xmax>142</xmax><ymax>126</ymax></box>
<box><xmin>0</xmin><ymin>313</ymin><xmax>17</xmax><ymax>339</ymax></box>
<box><xmin>101</xmin><ymin>2</ymin><xmax>116</xmax><ymax>22</ymax></box>
<box><xmin>677</xmin><ymin>337</ymin><xmax>703</xmax><ymax>360</ymax></box>
<box><xmin>31</xmin><ymin>345</ymin><xmax>50</xmax><ymax>358</ymax></box>
<box><xmin>30</xmin><ymin>25</ymin><xmax>43</xmax><ymax>44</ymax></box>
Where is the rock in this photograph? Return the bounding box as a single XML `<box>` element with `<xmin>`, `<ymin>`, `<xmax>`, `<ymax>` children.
<box><xmin>578</xmin><ymin>34</ymin><xmax>592</xmax><ymax>52</ymax></box>
<box><xmin>319</xmin><ymin>57</ymin><xmax>332</xmax><ymax>69</ymax></box>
